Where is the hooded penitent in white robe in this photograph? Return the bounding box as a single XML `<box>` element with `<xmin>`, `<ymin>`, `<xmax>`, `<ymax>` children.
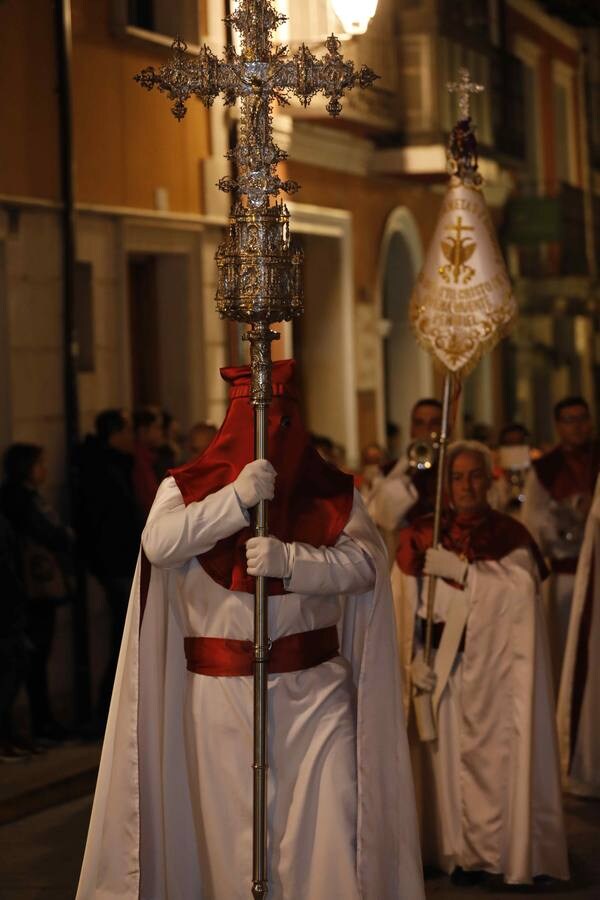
<box><xmin>76</xmin><ymin>481</ymin><xmax>424</xmax><ymax>900</ymax></box>
<box><xmin>392</xmin><ymin>547</ymin><xmax>569</xmax><ymax>884</ymax></box>
<box><xmin>557</xmin><ymin>475</ymin><xmax>600</xmax><ymax>798</ymax></box>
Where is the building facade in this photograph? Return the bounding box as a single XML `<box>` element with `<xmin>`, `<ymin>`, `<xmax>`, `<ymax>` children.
<box><xmin>3</xmin><ymin>1</ymin><xmax>597</xmax><ymax>489</ymax></box>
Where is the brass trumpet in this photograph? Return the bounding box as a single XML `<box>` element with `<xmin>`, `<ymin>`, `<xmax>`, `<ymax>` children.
<box><xmin>407</xmin><ymin>434</ymin><xmax>440</xmax><ymax>471</ymax></box>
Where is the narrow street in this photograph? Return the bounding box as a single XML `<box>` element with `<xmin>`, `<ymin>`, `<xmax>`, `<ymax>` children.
<box><xmin>0</xmin><ymin>793</ymin><xmax>597</xmax><ymax>899</ymax></box>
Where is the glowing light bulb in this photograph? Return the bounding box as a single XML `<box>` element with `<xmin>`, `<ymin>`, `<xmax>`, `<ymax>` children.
<box><xmin>330</xmin><ymin>0</ymin><xmax>379</xmax><ymax>36</ymax></box>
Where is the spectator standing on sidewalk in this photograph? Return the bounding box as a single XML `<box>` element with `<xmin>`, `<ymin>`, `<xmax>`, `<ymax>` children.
<box><xmin>132</xmin><ymin>409</ymin><xmax>162</xmax><ymax>517</ymax></box>
<box><xmin>77</xmin><ymin>410</ymin><xmax>142</xmax><ymax>724</ymax></box>
<box><xmin>0</xmin><ymin>510</ymin><xmax>29</xmax><ymax>761</ymax></box>
<box><xmin>0</xmin><ymin>444</ymin><xmax>74</xmax><ymax>744</ymax></box>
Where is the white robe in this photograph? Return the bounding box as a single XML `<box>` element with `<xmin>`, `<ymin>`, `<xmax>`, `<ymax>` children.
<box><xmin>392</xmin><ymin>549</ymin><xmax>569</xmax><ymax>884</ymax></box>
<box><xmin>76</xmin><ymin>482</ymin><xmax>424</xmax><ymax>900</ymax></box>
<box><xmin>522</xmin><ymin>467</ymin><xmax>581</xmax><ymax>687</ymax></box>
<box><xmin>367</xmin><ymin>456</ymin><xmax>418</xmax><ymax>563</ymax></box>
<box><xmin>557</xmin><ymin>475</ymin><xmax>600</xmax><ymax>798</ymax></box>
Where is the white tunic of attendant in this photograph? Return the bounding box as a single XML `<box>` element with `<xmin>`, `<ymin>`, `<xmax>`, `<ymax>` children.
<box><xmin>76</xmin><ymin>480</ymin><xmax>424</xmax><ymax>900</ymax></box>
<box><xmin>522</xmin><ymin>467</ymin><xmax>578</xmax><ymax>685</ymax></box>
<box><xmin>366</xmin><ymin>456</ymin><xmax>419</xmax><ymax>564</ymax></box>
<box><xmin>392</xmin><ymin>548</ymin><xmax>569</xmax><ymax>885</ymax></box>
<box><xmin>558</xmin><ymin>475</ymin><xmax>600</xmax><ymax>798</ymax></box>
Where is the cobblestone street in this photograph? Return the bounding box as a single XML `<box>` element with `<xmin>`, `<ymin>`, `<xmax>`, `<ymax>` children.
<box><xmin>0</xmin><ymin>790</ymin><xmax>598</xmax><ymax>899</ymax></box>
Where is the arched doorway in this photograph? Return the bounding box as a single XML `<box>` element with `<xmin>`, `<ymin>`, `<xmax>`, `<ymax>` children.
<box><xmin>378</xmin><ymin>207</ymin><xmax>432</xmax><ymax>452</ymax></box>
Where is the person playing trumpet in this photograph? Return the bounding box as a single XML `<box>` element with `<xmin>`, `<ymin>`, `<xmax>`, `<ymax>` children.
<box><xmin>368</xmin><ymin>398</ymin><xmax>442</xmax><ymax>560</ymax></box>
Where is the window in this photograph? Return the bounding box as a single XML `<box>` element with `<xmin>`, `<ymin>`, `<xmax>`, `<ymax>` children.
<box><xmin>554</xmin><ymin>82</ymin><xmax>572</xmax><ymax>183</ymax></box>
<box><xmin>552</xmin><ymin>64</ymin><xmax>577</xmax><ymax>186</ymax></box>
<box><xmin>123</xmin><ymin>0</ymin><xmax>201</xmax><ymax>44</ymax></box>
<box><xmin>397</xmin><ymin>35</ymin><xmax>432</xmax><ymax>133</ymax></box>
<box><xmin>277</xmin><ymin>0</ymin><xmax>341</xmax><ymax>44</ymax></box>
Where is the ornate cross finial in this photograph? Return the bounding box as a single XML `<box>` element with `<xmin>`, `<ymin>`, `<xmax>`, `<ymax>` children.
<box><xmin>447</xmin><ymin>67</ymin><xmax>484</xmax><ymax>121</ymax></box>
<box><xmin>135</xmin><ymin>2</ymin><xmax>378</xmax><ymax>211</ymax></box>
<box><xmin>135</xmin><ymin>0</ymin><xmax>378</xmax><ymax>397</ymax></box>
<box><xmin>446</xmin><ymin>68</ymin><xmax>484</xmax><ymax>187</ymax></box>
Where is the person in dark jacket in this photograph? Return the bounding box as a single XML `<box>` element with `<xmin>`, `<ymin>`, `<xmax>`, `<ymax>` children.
<box><xmin>0</xmin><ymin>443</ymin><xmax>73</xmax><ymax>743</ymax></box>
<box><xmin>132</xmin><ymin>408</ymin><xmax>162</xmax><ymax>517</ymax></box>
<box><xmin>76</xmin><ymin>410</ymin><xmax>142</xmax><ymax>721</ymax></box>
<box><xmin>0</xmin><ymin>510</ymin><xmax>30</xmax><ymax>761</ymax></box>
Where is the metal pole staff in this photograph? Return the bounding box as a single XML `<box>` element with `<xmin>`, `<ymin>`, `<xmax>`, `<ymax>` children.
<box><xmin>135</xmin><ymin>5</ymin><xmax>378</xmax><ymax>894</ymax></box>
<box><xmin>424</xmin><ymin>374</ymin><xmax>452</xmax><ymax>665</ymax></box>
<box><xmin>247</xmin><ymin>323</ymin><xmax>277</xmax><ymax>898</ymax></box>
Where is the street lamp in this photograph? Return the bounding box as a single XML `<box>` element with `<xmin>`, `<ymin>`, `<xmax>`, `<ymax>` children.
<box><xmin>330</xmin><ymin>0</ymin><xmax>379</xmax><ymax>36</ymax></box>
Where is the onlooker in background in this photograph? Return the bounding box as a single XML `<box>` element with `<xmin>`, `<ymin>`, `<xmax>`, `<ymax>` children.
<box><xmin>358</xmin><ymin>442</ymin><xmax>388</xmax><ymax>500</ymax></box>
<box><xmin>132</xmin><ymin>408</ymin><xmax>162</xmax><ymax>516</ymax></box>
<box><xmin>0</xmin><ymin>444</ymin><xmax>74</xmax><ymax>744</ymax></box>
<box><xmin>77</xmin><ymin>409</ymin><xmax>142</xmax><ymax>723</ymax></box>
<box><xmin>187</xmin><ymin>421</ymin><xmax>218</xmax><ymax>462</ymax></box>
<box><xmin>489</xmin><ymin>422</ymin><xmax>532</xmax><ymax>516</ymax></box>
<box><xmin>523</xmin><ymin>396</ymin><xmax>600</xmax><ymax>688</ymax></box>
<box><xmin>0</xmin><ymin>510</ymin><xmax>29</xmax><ymax>761</ymax></box>
<box><xmin>499</xmin><ymin>422</ymin><xmax>530</xmax><ymax>448</ymax></box>
<box><xmin>469</xmin><ymin>421</ymin><xmax>494</xmax><ymax>447</ymax></box>
<box><xmin>155</xmin><ymin>411</ymin><xmax>182</xmax><ymax>481</ymax></box>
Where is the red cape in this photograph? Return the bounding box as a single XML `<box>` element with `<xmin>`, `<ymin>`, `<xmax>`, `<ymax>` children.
<box><xmin>169</xmin><ymin>359</ymin><xmax>354</xmax><ymax>596</ymax></box>
<box><xmin>533</xmin><ymin>442</ymin><xmax>600</xmax><ymax>501</ymax></box>
<box><xmin>396</xmin><ymin>506</ymin><xmax>548</xmax><ymax>581</ymax></box>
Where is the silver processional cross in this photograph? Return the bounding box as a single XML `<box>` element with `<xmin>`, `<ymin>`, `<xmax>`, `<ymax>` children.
<box><xmin>135</xmin><ymin>2</ymin><xmax>378</xmax><ymax>897</ymax></box>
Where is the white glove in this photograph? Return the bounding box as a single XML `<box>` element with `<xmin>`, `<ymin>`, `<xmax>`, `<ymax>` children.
<box><xmin>410</xmin><ymin>650</ymin><xmax>437</xmax><ymax>693</ymax></box>
<box><xmin>246</xmin><ymin>536</ymin><xmax>292</xmax><ymax>579</ymax></box>
<box><xmin>424</xmin><ymin>546</ymin><xmax>468</xmax><ymax>585</ymax></box>
<box><xmin>233</xmin><ymin>460</ymin><xmax>276</xmax><ymax>509</ymax></box>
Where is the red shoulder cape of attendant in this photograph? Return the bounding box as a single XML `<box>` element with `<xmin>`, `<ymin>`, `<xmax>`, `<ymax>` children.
<box><xmin>533</xmin><ymin>441</ymin><xmax>600</xmax><ymax>500</ymax></box>
<box><xmin>396</xmin><ymin>506</ymin><xmax>548</xmax><ymax>581</ymax></box>
<box><xmin>168</xmin><ymin>359</ymin><xmax>354</xmax><ymax>596</ymax></box>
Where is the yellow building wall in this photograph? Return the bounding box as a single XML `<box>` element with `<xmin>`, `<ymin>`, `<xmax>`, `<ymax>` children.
<box><xmin>0</xmin><ymin>0</ymin><xmax>211</xmax><ymax>213</ymax></box>
<box><xmin>0</xmin><ymin>1</ymin><xmax>61</xmax><ymax>200</ymax></box>
<box><xmin>284</xmin><ymin>161</ymin><xmax>442</xmax><ymax>305</ymax></box>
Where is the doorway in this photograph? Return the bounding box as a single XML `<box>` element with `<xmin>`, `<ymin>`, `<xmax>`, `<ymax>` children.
<box><xmin>379</xmin><ymin>207</ymin><xmax>431</xmax><ymax>451</ymax></box>
<box><xmin>127</xmin><ymin>251</ymin><xmax>192</xmax><ymax>427</ymax></box>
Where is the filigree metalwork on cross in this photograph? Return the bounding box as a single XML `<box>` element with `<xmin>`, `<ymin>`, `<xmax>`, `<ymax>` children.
<box><xmin>446</xmin><ymin>66</ymin><xmax>484</xmax><ymax>121</ymax></box>
<box><xmin>134</xmin><ymin>5</ymin><xmax>378</xmax><ymax>898</ymax></box>
<box><xmin>446</xmin><ymin>67</ymin><xmax>485</xmax><ymax>186</ymax></box>
<box><xmin>135</xmin><ymin>0</ymin><xmax>378</xmax><ymax>377</ymax></box>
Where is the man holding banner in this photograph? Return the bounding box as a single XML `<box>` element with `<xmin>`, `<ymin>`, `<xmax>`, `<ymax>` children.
<box><xmin>390</xmin><ymin>69</ymin><xmax>568</xmax><ymax>888</ymax></box>
<box><xmin>392</xmin><ymin>440</ymin><xmax>568</xmax><ymax>885</ymax></box>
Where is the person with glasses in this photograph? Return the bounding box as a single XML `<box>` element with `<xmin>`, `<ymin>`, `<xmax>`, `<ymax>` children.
<box><xmin>523</xmin><ymin>396</ymin><xmax>600</xmax><ymax>687</ymax></box>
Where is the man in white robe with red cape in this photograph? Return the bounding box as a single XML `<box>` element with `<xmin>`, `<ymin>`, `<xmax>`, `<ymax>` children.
<box><xmin>392</xmin><ymin>440</ymin><xmax>569</xmax><ymax>887</ymax></box>
<box><xmin>522</xmin><ymin>396</ymin><xmax>600</xmax><ymax>686</ymax></box>
<box><xmin>557</xmin><ymin>472</ymin><xmax>600</xmax><ymax>798</ymax></box>
<box><xmin>76</xmin><ymin>359</ymin><xmax>424</xmax><ymax>900</ymax></box>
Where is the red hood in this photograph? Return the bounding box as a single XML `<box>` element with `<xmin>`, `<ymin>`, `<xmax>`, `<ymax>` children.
<box><xmin>169</xmin><ymin>359</ymin><xmax>354</xmax><ymax>595</ymax></box>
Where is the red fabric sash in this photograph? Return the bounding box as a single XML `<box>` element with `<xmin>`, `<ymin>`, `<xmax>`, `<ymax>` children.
<box><xmin>396</xmin><ymin>506</ymin><xmax>548</xmax><ymax>580</ymax></box>
<box><xmin>169</xmin><ymin>360</ymin><xmax>354</xmax><ymax>597</ymax></box>
<box><xmin>183</xmin><ymin>625</ymin><xmax>339</xmax><ymax>677</ymax></box>
<box><xmin>533</xmin><ymin>442</ymin><xmax>600</xmax><ymax>501</ymax></box>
